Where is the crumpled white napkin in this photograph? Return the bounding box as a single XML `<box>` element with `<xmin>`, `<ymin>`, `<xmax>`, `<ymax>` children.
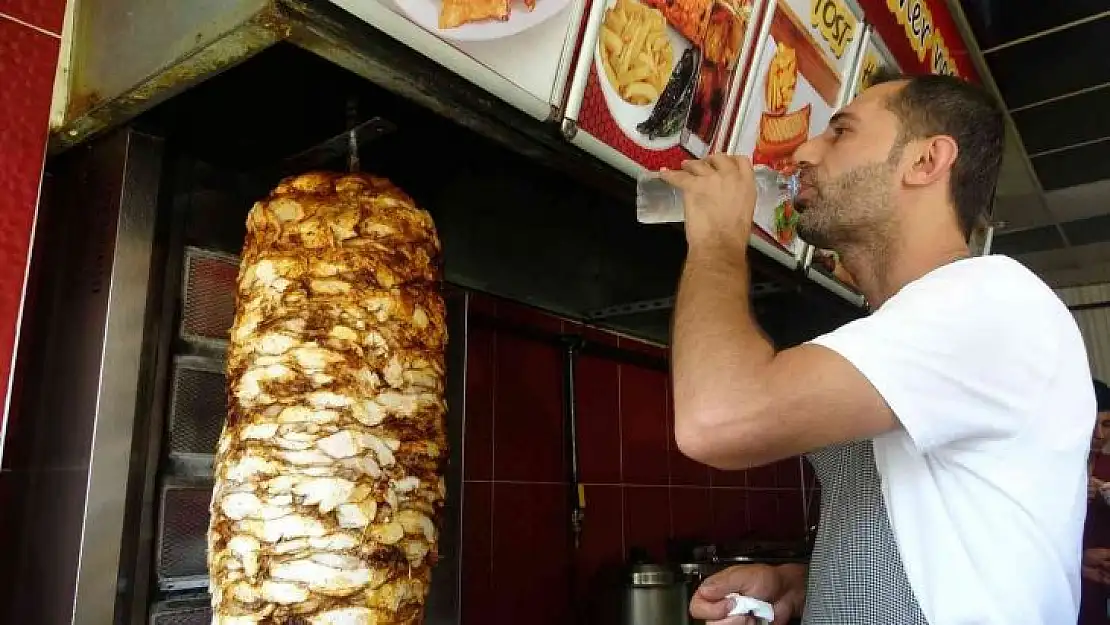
<box><xmin>725</xmin><ymin>593</ymin><xmax>775</xmax><ymax>623</ymax></box>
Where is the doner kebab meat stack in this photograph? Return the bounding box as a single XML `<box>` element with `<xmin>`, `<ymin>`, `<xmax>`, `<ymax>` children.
<box><xmin>207</xmin><ymin>172</ymin><xmax>447</xmax><ymax>625</ymax></box>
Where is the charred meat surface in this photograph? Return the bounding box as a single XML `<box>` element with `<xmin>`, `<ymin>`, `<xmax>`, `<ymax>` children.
<box><xmin>208</xmin><ymin>172</ymin><xmax>447</xmax><ymax>625</ymax></box>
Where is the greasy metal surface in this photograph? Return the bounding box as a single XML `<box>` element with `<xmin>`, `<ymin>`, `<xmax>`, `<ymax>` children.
<box><xmin>51</xmin><ymin>0</ymin><xmax>286</xmax><ymax>152</ymax></box>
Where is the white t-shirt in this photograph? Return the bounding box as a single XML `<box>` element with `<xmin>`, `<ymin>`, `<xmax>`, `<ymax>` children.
<box><xmin>809</xmin><ymin>255</ymin><xmax>1094</xmax><ymax>625</ymax></box>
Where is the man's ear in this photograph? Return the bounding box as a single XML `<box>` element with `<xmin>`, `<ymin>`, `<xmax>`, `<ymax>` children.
<box><xmin>903</xmin><ymin>135</ymin><xmax>958</xmax><ymax>188</ymax></box>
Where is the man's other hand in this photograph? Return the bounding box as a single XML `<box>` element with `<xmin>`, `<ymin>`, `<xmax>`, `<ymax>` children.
<box><xmin>690</xmin><ymin>563</ymin><xmax>807</xmax><ymax>624</ymax></box>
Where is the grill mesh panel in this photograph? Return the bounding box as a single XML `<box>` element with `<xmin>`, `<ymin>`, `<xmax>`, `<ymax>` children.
<box><xmin>157</xmin><ymin>484</ymin><xmax>212</xmax><ymax>586</ymax></box>
<box><xmin>150</xmin><ymin>603</ymin><xmax>211</xmax><ymax>625</ymax></box>
<box><xmin>181</xmin><ymin>247</ymin><xmax>239</xmax><ymax>347</ymax></box>
<box><xmin>168</xmin><ymin>359</ymin><xmax>226</xmax><ymax>460</ymax></box>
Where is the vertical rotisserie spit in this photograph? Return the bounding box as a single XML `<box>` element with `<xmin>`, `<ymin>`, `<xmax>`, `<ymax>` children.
<box><xmin>208</xmin><ymin>172</ymin><xmax>447</xmax><ymax>624</ymax></box>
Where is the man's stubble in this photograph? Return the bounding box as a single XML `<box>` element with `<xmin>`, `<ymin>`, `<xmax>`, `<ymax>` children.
<box><xmin>795</xmin><ymin>152</ymin><xmax>902</xmax><ymax>265</ymax></box>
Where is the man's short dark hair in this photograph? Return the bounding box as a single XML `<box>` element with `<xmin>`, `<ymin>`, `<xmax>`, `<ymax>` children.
<box><xmin>869</xmin><ymin>69</ymin><xmax>1004</xmax><ymax>238</ymax></box>
<box><xmin>1095</xmin><ymin>379</ymin><xmax>1110</xmax><ymax>412</ymax></box>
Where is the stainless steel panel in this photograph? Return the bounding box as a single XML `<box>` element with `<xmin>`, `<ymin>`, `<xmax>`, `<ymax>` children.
<box><xmin>181</xmin><ymin>247</ymin><xmax>239</xmax><ymax>349</ymax></box>
<box><xmin>2</xmin><ymin>128</ymin><xmax>166</xmax><ymax>625</ymax></box>
<box><xmin>157</xmin><ymin>482</ymin><xmax>213</xmax><ymax>592</ymax></box>
<box><xmin>75</xmin><ymin>130</ymin><xmax>165</xmax><ymax>625</ymax></box>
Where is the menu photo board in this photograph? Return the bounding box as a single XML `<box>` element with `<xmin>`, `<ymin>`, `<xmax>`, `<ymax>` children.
<box><xmin>853</xmin><ymin>25</ymin><xmax>899</xmax><ymax>96</ymax></box>
<box><xmin>729</xmin><ymin>0</ymin><xmax>864</xmax><ymax>258</ymax></box>
<box><xmin>328</xmin><ymin>0</ymin><xmax>590</xmax><ymax>120</ymax></box>
<box><xmin>561</xmin><ymin>0</ymin><xmax>769</xmax><ymax>177</ymax></box>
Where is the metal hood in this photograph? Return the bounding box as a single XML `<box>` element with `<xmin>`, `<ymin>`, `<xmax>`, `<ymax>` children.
<box><xmin>50</xmin><ymin>0</ymin><xmax>619</xmax><ymax>190</ymax></box>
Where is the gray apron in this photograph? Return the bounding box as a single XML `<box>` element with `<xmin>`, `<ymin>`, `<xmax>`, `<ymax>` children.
<box><xmin>802</xmin><ymin>440</ymin><xmax>929</xmax><ymax>624</ymax></box>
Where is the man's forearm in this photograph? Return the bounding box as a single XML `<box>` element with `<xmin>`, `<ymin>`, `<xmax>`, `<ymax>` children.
<box><xmin>672</xmin><ymin>242</ymin><xmax>775</xmax><ymax>465</ymax></box>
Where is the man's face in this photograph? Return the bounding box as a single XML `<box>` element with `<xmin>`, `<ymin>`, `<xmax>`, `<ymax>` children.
<box><xmin>1093</xmin><ymin>411</ymin><xmax>1110</xmax><ymax>454</ymax></box>
<box><xmin>791</xmin><ymin>81</ymin><xmax>907</xmax><ymax>251</ymax></box>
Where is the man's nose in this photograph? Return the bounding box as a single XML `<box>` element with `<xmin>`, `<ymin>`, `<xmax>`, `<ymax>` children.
<box><xmin>793</xmin><ymin>135</ymin><xmax>822</xmax><ymax>164</ymax></box>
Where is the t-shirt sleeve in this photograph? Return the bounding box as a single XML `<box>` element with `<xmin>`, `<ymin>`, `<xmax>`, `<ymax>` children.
<box><xmin>809</xmin><ymin>266</ymin><xmax>1062</xmax><ymax>453</ymax></box>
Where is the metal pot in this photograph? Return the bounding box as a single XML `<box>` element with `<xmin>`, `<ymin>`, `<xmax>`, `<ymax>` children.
<box><xmin>622</xmin><ymin>563</ymin><xmax>690</xmax><ymax>625</ymax></box>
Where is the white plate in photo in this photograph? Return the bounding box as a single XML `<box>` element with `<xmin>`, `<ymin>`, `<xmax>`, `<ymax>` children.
<box><xmin>592</xmin><ymin>0</ymin><xmax>694</xmax><ymax>150</ymax></box>
<box><xmin>395</xmin><ymin>0</ymin><xmax>573</xmax><ymax>42</ymax></box>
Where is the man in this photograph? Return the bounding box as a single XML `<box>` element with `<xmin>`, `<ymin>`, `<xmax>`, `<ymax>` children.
<box><xmin>1088</xmin><ymin>381</ymin><xmax>1110</xmax><ymax>502</ymax></box>
<box><xmin>665</xmin><ymin>72</ymin><xmax>1094</xmax><ymax>624</ymax></box>
<box><xmin>1081</xmin><ymin>380</ymin><xmax>1110</xmax><ymax>622</ymax></box>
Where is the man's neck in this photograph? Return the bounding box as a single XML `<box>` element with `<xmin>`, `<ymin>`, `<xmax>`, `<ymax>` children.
<box><xmin>840</xmin><ymin>224</ymin><xmax>971</xmax><ymax>309</ymax></box>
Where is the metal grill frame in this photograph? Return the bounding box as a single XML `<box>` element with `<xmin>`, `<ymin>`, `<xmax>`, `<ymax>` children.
<box><xmin>166</xmin><ymin>354</ymin><xmax>226</xmax><ymax>476</ymax></box>
<box><xmin>180</xmin><ymin>246</ymin><xmax>240</xmax><ymax>350</ymax></box>
<box><xmin>156</xmin><ymin>481</ymin><xmax>213</xmax><ymax>592</ymax></box>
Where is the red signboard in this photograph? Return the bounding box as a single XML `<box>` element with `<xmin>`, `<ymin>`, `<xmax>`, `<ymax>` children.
<box><xmin>856</xmin><ymin>0</ymin><xmax>979</xmax><ymax>82</ymax></box>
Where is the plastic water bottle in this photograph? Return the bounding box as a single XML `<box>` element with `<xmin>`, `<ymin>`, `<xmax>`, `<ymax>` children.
<box><xmin>636</xmin><ymin>165</ymin><xmax>799</xmax><ymax>224</ymax></box>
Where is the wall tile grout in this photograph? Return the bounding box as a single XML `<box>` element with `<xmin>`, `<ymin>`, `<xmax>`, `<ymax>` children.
<box><xmin>616</xmin><ymin>363</ymin><xmax>624</xmax><ymax>484</ymax></box>
<box><xmin>487</xmin><ymin>301</ymin><xmax>498</xmax><ymax>589</ymax></box>
<box><xmin>461</xmin><ymin>478</ymin><xmax>807</xmax><ymax>491</ymax></box>
<box><xmin>489</xmin><ymin>321</ymin><xmax>498</xmax><ymax>482</ymax></box>
<box><xmin>0</xmin><ymin>11</ymin><xmax>60</xmax><ymax>39</ymax></box>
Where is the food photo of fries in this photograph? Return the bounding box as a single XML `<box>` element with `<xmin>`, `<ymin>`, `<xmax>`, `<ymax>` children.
<box><xmin>599</xmin><ymin>0</ymin><xmax>675</xmax><ymax>105</ymax></box>
<box><xmin>589</xmin><ymin>0</ymin><xmax>755</xmax><ymax>153</ymax></box>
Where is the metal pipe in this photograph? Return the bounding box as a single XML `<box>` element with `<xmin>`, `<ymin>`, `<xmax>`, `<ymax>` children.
<box><xmin>468</xmin><ymin>311</ymin><xmax>670</xmax><ymax>371</ymax></box>
<box><xmin>982</xmin><ymin>10</ymin><xmax>1110</xmax><ymax>55</ymax></box>
<box><xmin>562</xmin><ymin>335</ymin><xmax>586</xmax><ymax>549</ymax></box>
<box><xmin>982</xmin><ymin>225</ymin><xmax>996</xmax><ymax>256</ymax></box>
<box><xmin>561</xmin><ymin>335</ymin><xmax>586</xmax><ymax>623</ymax></box>
<box><xmin>1069</xmin><ymin>301</ymin><xmax>1110</xmax><ymax>313</ymax></box>
<box><xmin>1027</xmin><ymin>134</ymin><xmax>1110</xmax><ymax>160</ymax></box>
<box><xmin>1008</xmin><ymin>79</ymin><xmax>1110</xmax><ymax>114</ymax></box>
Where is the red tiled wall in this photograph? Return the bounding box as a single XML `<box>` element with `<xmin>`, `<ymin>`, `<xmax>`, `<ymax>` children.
<box><xmin>0</xmin><ymin>0</ymin><xmax>64</xmax><ymax>608</ymax></box>
<box><xmin>0</xmin><ymin>3</ymin><xmax>63</xmax><ymax>455</ymax></box>
<box><xmin>461</xmin><ymin>295</ymin><xmax>817</xmax><ymax>624</ymax></box>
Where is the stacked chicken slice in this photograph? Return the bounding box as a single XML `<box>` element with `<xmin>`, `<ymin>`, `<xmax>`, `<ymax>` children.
<box><xmin>208</xmin><ymin>172</ymin><xmax>447</xmax><ymax>625</ymax></box>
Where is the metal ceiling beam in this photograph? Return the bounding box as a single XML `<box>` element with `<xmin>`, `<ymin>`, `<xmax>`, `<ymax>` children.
<box><xmin>945</xmin><ymin>0</ymin><xmax>1073</xmax><ymax>250</ymax></box>
<box><xmin>982</xmin><ymin>10</ymin><xmax>1110</xmax><ymax>55</ymax></box>
<box><xmin>1009</xmin><ymin>80</ymin><xmax>1110</xmax><ymax>114</ymax></box>
<box><xmin>1027</xmin><ymin>134</ymin><xmax>1110</xmax><ymax>160</ymax></box>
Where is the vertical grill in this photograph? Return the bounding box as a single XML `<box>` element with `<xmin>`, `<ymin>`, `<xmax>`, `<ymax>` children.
<box><xmin>180</xmin><ymin>247</ymin><xmax>239</xmax><ymax>348</ymax></box>
<box><xmin>154</xmin><ymin>247</ymin><xmax>240</xmax><ymax>603</ymax></box>
<box><xmin>155</xmin><ymin>248</ymin><xmax>239</xmax><ymax>603</ymax></box>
